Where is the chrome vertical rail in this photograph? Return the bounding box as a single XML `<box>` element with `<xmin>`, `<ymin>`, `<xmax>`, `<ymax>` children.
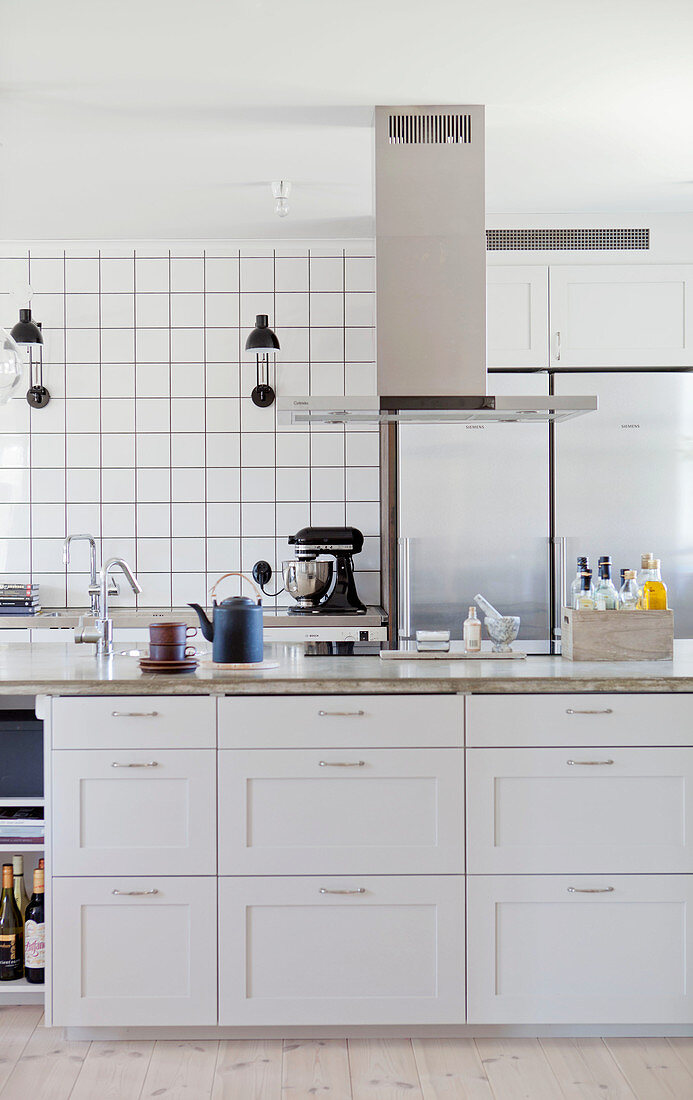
<box><xmin>398</xmin><ymin>537</ymin><xmax>412</xmax><ymax>647</ymax></box>
<box><xmin>551</xmin><ymin>535</ymin><xmax>567</xmax><ymax>651</ymax></box>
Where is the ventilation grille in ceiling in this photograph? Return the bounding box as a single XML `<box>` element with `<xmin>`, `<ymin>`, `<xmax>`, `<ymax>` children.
<box><xmin>486</xmin><ymin>228</ymin><xmax>650</xmax><ymax>251</ymax></box>
<box><xmin>388</xmin><ymin>113</ymin><xmax>472</xmax><ymax>145</ymax></box>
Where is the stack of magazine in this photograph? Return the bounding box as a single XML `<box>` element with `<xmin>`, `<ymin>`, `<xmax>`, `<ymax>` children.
<box><xmin>0</xmin><ymin>807</ymin><xmax>44</xmax><ymax>844</ymax></box>
<box><xmin>0</xmin><ymin>583</ymin><xmax>40</xmax><ymax>615</ymax></box>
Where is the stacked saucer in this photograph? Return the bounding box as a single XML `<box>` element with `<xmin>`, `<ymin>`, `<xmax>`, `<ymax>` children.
<box><xmin>139</xmin><ymin>622</ymin><xmax>199</xmax><ymax>674</ymax></box>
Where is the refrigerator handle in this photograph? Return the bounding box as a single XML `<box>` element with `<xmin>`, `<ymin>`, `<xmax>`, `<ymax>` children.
<box><xmin>398</xmin><ymin>537</ymin><xmax>412</xmax><ymax>644</ymax></box>
<box><xmin>551</xmin><ymin>535</ymin><xmax>568</xmax><ymax>645</ymax></box>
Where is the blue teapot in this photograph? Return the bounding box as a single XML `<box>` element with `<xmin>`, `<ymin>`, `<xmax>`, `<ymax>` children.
<box><xmin>189</xmin><ymin>572</ymin><xmax>263</xmax><ymax>664</ymax></box>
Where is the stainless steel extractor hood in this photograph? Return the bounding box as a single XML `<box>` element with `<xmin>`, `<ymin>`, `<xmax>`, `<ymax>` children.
<box><xmin>278</xmin><ymin>104</ymin><xmax>597</xmax><ymax>425</ymax></box>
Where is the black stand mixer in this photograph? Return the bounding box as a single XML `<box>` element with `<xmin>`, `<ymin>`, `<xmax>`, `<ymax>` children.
<box><xmin>284</xmin><ymin>526</ymin><xmax>367</xmax><ymax>614</ymax></box>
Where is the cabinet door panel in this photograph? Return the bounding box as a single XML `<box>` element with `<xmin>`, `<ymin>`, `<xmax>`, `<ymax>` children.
<box><xmin>467</xmin><ymin>747</ymin><xmax>693</xmax><ymax>873</ymax></box>
<box><xmin>52</xmin><ymin>877</ymin><xmax>217</xmax><ymax>1026</ymax></box>
<box><xmin>549</xmin><ymin>264</ymin><xmax>693</xmax><ymax>367</ymax></box>
<box><xmin>219</xmin><ymin>876</ymin><xmax>465</xmax><ymax>1025</ymax></box>
<box><xmin>468</xmin><ymin>875</ymin><xmax>693</xmax><ymax>1024</ymax></box>
<box><xmin>487</xmin><ymin>265</ymin><xmax>549</xmax><ymax>367</ymax></box>
<box><xmin>52</xmin><ymin>749</ymin><xmax>216</xmax><ymax>875</ymax></box>
<box><xmin>219</xmin><ymin>748</ymin><xmax>463</xmax><ymax>874</ymax></box>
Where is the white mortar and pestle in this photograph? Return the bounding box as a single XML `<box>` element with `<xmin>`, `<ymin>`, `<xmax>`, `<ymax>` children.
<box><xmin>474</xmin><ymin>594</ymin><xmax>521</xmax><ymax>653</ymax></box>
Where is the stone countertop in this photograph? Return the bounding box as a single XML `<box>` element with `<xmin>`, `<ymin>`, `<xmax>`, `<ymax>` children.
<box><xmin>1</xmin><ymin>642</ymin><xmax>693</xmax><ymax>696</ymax></box>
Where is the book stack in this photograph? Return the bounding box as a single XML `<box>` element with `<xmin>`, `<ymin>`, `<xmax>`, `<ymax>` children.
<box><xmin>0</xmin><ymin>583</ymin><xmax>40</xmax><ymax>616</ymax></box>
<box><xmin>0</xmin><ymin>807</ymin><xmax>44</xmax><ymax>845</ymax></box>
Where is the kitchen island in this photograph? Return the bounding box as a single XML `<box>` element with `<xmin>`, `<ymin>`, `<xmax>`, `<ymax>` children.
<box><xmin>3</xmin><ymin>641</ymin><xmax>693</xmax><ymax>1039</ymax></box>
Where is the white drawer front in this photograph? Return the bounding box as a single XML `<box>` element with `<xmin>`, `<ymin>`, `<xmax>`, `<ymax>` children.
<box><xmin>467</xmin><ymin>694</ymin><xmax>693</xmax><ymax>747</ymax></box>
<box><xmin>467</xmin><ymin>747</ymin><xmax>693</xmax><ymax>873</ymax></box>
<box><xmin>52</xmin><ymin>696</ymin><xmax>216</xmax><ymax>749</ymax></box>
<box><xmin>52</xmin><ymin>877</ymin><xmax>217</xmax><ymax>1027</ymax></box>
<box><xmin>218</xmin><ymin>695</ymin><xmax>462</xmax><ymax>748</ymax></box>
<box><xmin>219</xmin><ymin>748</ymin><xmax>463</xmax><ymax>875</ymax></box>
<box><xmin>467</xmin><ymin>874</ymin><xmax>693</xmax><ymax>1024</ymax></box>
<box><xmin>52</xmin><ymin>749</ymin><xmax>216</xmax><ymax>875</ymax></box>
<box><xmin>219</xmin><ymin>875</ymin><xmax>465</xmax><ymax>1026</ymax></box>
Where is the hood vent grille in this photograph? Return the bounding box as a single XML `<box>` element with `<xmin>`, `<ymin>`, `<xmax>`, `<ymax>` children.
<box><xmin>388</xmin><ymin>112</ymin><xmax>472</xmax><ymax>145</ymax></box>
<box><xmin>486</xmin><ymin>227</ymin><xmax>650</xmax><ymax>251</ymax></box>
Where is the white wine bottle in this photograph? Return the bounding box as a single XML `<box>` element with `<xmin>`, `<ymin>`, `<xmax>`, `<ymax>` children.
<box><xmin>0</xmin><ymin>864</ymin><xmax>23</xmax><ymax>981</ymax></box>
<box><xmin>12</xmin><ymin>855</ymin><xmax>28</xmax><ymax>920</ymax></box>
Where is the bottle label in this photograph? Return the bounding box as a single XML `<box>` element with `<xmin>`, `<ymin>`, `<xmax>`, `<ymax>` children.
<box><xmin>24</xmin><ymin>921</ymin><xmax>45</xmax><ymax>969</ymax></box>
<box><xmin>0</xmin><ymin>933</ymin><xmax>21</xmax><ymax>968</ymax></box>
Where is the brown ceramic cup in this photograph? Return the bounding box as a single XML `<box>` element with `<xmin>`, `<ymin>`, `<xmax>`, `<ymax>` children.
<box><xmin>149</xmin><ymin>622</ymin><xmax>197</xmax><ymax>645</ymax></box>
<box><xmin>149</xmin><ymin>643</ymin><xmax>196</xmax><ymax>662</ymax></box>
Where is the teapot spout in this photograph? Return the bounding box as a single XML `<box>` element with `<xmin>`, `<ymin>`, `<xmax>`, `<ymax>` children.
<box><xmin>188</xmin><ymin>603</ymin><xmax>213</xmax><ymax>642</ymax></box>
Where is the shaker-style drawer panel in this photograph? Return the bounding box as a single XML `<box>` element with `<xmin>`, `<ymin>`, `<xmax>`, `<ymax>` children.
<box><xmin>51</xmin><ymin>696</ymin><xmax>216</xmax><ymax>749</ymax></box>
<box><xmin>467</xmin><ymin>874</ymin><xmax>693</xmax><ymax>1024</ymax></box>
<box><xmin>52</xmin><ymin>877</ymin><xmax>217</xmax><ymax>1027</ymax></box>
<box><xmin>219</xmin><ymin>875</ymin><xmax>465</xmax><ymax>1026</ymax></box>
<box><xmin>467</xmin><ymin>694</ymin><xmax>693</xmax><ymax>747</ymax></box>
<box><xmin>52</xmin><ymin>749</ymin><xmax>216</xmax><ymax>875</ymax></box>
<box><xmin>219</xmin><ymin>748</ymin><xmax>464</xmax><ymax>875</ymax></box>
<box><xmin>218</xmin><ymin>695</ymin><xmax>462</xmax><ymax>748</ymax></box>
<box><xmin>467</xmin><ymin>747</ymin><xmax>693</xmax><ymax>873</ymax></box>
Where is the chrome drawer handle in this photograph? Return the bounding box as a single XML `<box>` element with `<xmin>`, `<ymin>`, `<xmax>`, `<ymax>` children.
<box><xmin>111</xmin><ymin>711</ymin><xmax>159</xmax><ymax>718</ymax></box>
<box><xmin>567</xmin><ymin>759</ymin><xmax>615</xmax><ymax>766</ymax></box>
<box><xmin>565</xmin><ymin>708</ymin><xmax>613</xmax><ymax>716</ymax></box>
<box><xmin>112</xmin><ymin>889</ymin><xmax>159</xmax><ymax>896</ymax></box>
<box><xmin>567</xmin><ymin>886</ymin><xmax>614</xmax><ymax>894</ymax></box>
<box><xmin>111</xmin><ymin>761</ymin><xmax>159</xmax><ymax>768</ymax></box>
<box><xmin>319</xmin><ymin>888</ymin><xmax>367</xmax><ymax>895</ymax></box>
<box><xmin>318</xmin><ymin>710</ymin><xmax>366</xmax><ymax>717</ymax></box>
<box><xmin>319</xmin><ymin>760</ymin><xmax>366</xmax><ymax>768</ymax></box>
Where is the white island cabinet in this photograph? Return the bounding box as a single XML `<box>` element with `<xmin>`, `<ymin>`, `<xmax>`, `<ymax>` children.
<box><xmin>45</xmin><ymin>688</ymin><xmax>693</xmax><ymax>1032</ymax></box>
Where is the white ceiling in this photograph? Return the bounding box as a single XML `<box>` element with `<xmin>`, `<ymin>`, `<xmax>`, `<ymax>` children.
<box><xmin>1</xmin><ymin>0</ymin><xmax>692</xmax><ymax>239</ymax></box>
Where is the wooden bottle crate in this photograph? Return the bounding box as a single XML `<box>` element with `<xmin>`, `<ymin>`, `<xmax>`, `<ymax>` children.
<box><xmin>561</xmin><ymin>607</ymin><xmax>674</xmax><ymax>661</ymax></box>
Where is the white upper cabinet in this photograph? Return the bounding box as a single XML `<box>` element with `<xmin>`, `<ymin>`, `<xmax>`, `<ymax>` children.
<box><xmin>549</xmin><ymin>264</ymin><xmax>693</xmax><ymax>367</ymax></box>
<box><xmin>487</xmin><ymin>265</ymin><xmax>549</xmax><ymax>368</ymax></box>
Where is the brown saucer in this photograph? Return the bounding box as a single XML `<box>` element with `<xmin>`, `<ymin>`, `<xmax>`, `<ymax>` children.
<box><xmin>139</xmin><ymin>656</ymin><xmax>198</xmax><ymax>674</ymax></box>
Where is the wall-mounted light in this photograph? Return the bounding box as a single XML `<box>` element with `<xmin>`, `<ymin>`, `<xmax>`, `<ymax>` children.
<box><xmin>245</xmin><ymin>314</ymin><xmax>280</xmax><ymax>408</ymax></box>
<box><xmin>10</xmin><ymin>308</ymin><xmax>50</xmax><ymax>408</ymax></box>
<box><xmin>0</xmin><ymin>329</ymin><xmax>23</xmax><ymax>405</ymax></box>
<box><xmin>271</xmin><ymin>180</ymin><xmax>291</xmax><ymax>218</ymax></box>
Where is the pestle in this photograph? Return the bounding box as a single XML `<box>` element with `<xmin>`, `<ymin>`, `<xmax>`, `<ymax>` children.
<box><xmin>474</xmin><ymin>593</ymin><xmax>503</xmax><ymax>620</ymax></box>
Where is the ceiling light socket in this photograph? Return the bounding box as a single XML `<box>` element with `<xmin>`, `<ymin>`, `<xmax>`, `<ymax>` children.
<box><xmin>272</xmin><ymin>180</ymin><xmax>291</xmax><ymax>217</ymax></box>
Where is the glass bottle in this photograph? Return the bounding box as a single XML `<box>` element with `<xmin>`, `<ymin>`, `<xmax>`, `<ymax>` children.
<box><xmin>0</xmin><ymin>864</ymin><xmax>23</xmax><ymax>981</ymax></box>
<box><xmin>11</xmin><ymin>856</ymin><xmax>27</xmax><ymax>922</ymax></box>
<box><xmin>619</xmin><ymin>570</ymin><xmax>639</xmax><ymax>610</ymax></box>
<box><xmin>574</xmin><ymin>569</ymin><xmax>595</xmax><ymax>609</ymax></box>
<box><xmin>463</xmin><ymin>606</ymin><xmax>481</xmax><ymax>653</ymax></box>
<box><xmin>569</xmin><ymin>557</ymin><xmax>589</xmax><ymax>608</ymax></box>
<box><xmin>594</xmin><ymin>557</ymin><xmax>620</xmax><ymax>610</ymax></box>
<box><xmin>636</xmin><ymin>553</ymin><xmax>655</xmax><ymax>608</ymax></box>
<box><xmin>643</xmin><ymin>558</ymin><xmax>668</xmax><ymax>610</ymax></box>
<box><xmin>24</xmin><ymin>868</ymin><xmax>44</xmax><ymax>985</ymax></box>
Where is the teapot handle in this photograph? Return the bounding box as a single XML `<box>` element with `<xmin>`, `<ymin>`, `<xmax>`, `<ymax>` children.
<box><xmin>210</xmin><ymin>571</ymin><xmax>262</xmax><ymax>605</ymax></box>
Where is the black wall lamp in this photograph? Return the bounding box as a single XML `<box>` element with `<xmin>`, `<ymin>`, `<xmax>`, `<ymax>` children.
<box><xmin>10</xmin><ymin>308</ymin><xmax>50</xmax><ymax>408</ymax></box>
<box><xmin>245</xmin><ymin>314</ymin><xmax>279</xmax><ymax>407</ymax></box>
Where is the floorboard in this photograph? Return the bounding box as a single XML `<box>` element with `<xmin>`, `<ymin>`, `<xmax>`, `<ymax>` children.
<box><xmin>139</xmin><ymin>1039</ymin><xmax>219</xmax><ymax>1100</ymax></box>
<box><xmin>349</xmin><ymin>1038</ymin><xmax>423</xmax><ymax>1099</ymax></box>
<box><xmin>69</xmin><ymin>1039</ymin><xmax>154</xmax><ymax>1100</ymax></box>
<box><xmin>282</xmin><ymin>1038</ymin><xmax>352</xmax><ymax>1098</ymax></box>
<box><xmin>412</xmin><ymin>1038</ymin><xmax>495</xmax><ymax>1099</ymax></box>
<box><xmin>211</xmin><ymin>1039</ymin><xmax>282</xmax><ymax>1100</ymax></box>
<box><xmin>605</xmin><ymin>1038</ymin><xmax>693</xmax><ymax>1100</ymax></box>
<box><xmin>0</xmin><ymin>1019</ymin><xmax>90</xmax><ymax>1100</ymax></box>
<box><xmin>539</xmin><ymin>1038</ymin><xmax>637</xmax><ymax>1100</ymax></box>
<box><xmin>0</xmin><ymin>1005</ymin><xmax>43</xmax><ymax>1093</ymax></box>
<box><xmin>475</xmin><ymin>1037</ymin><xmax>566</xmax><ymax>1100</ymax></box>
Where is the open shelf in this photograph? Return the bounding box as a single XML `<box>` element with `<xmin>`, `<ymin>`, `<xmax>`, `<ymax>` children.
<box><xmin>0</xmin><ymin>797</ymin><xmax>43</xmax><ymax>807</ymax></box>
<box><xmin>0</xmin><ymin>844</ymin><xmax>43</xmax><ymax>851</ymax></box>
<box><xmin>0</xmin><ymin>977</ymin><xmax>44</xmax><ymax>1002</ymax></box>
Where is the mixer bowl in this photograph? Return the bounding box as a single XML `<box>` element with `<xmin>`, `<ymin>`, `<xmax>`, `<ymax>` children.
<box><xmin>283</xmin><ymin>559</ymin><xmax>334</xmax><ymax>606</ymax></box>
<box><xmin>484</xmin><ymin>615</ymin><xmax>520</xmax><ymax>653</ymax></box>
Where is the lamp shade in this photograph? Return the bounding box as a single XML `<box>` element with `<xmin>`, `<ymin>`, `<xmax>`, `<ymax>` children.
<box><xmin>245</xmin><ymin>314</ymin><xmax>279</xmax><ymax>355</ymax></box>
<box><xmin>10</xmin><ymin>308</ymin><xmax>43</xmax><ymax>347</ymax></box>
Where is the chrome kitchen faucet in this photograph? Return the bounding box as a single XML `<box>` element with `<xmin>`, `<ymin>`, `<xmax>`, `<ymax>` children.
<box><xmin>63</xmin><ymin>536</ymin><xmax>141</xmax><ymax>656</ymax></box>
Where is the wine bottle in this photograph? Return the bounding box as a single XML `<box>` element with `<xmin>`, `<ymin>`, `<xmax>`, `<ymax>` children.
<box><xmin>12</xmin><ymin>855</ymin><xmax>28</xmax><ymax>920</ymax></box>
<box><xmin>24</xmin><ymin>869</ymin><xmax>44</xmax><ymax>985</ymax></box>
<box><xmin>0</xmin><ymin>864</ymin><xmax>23</xmax><ymax>980</ymax></box>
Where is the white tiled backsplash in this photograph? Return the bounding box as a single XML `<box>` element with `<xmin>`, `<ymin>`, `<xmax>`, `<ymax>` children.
<box><xmin>0</xmin><ymin>241</ymin><xmax>380</xmax><ymax>609</ymax></box>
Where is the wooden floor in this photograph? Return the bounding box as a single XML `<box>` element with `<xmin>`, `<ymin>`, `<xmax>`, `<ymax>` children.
<box><xmin>1</xmin><ymin>1009</ymin><xmax>693</xmax><ymax>1098</ymax></box>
